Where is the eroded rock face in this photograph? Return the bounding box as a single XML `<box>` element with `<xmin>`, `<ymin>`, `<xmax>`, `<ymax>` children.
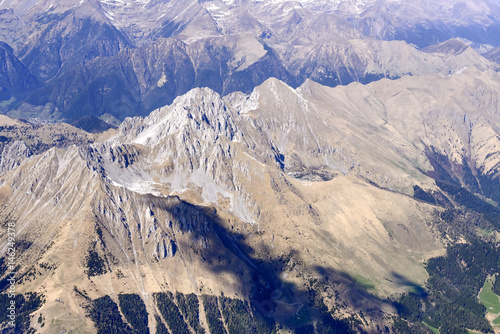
<box><xmin>0</xmin><ymin>121</ymin><xmax>92</xmax><ymax>176</ymax></box>
<box><xmin>0</xmin><ymin>141</ymin><xmax>31</xmax><ymax>175</ymax></box>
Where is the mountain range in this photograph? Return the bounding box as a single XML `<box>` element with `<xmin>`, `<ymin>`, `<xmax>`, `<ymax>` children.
<box><xmin>0</xmin><ymin>66</ymin><xmax>500</xmax><ymax>332</ymax></box>
<box><xmin>1</xmin><ymin>1</ymin><xmax>500</xmax><ymax>334</ymax></box>
<box><xmin>0</xmin><ymin>0</ymin><xmax>499</xmax><ymax>125</ymax></box>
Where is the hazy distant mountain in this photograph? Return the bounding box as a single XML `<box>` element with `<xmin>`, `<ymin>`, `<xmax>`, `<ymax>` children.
<box><xmin>485</xmin><ymin>46</ymin><xmax>500</xmax><ymax>64</ymax></box>
<box><xmin>0</xmin><ymin>0</ymin><xmax>498</xmax><ymax>123</ymax></box>
<box><xmin>0</xmin><ymin>42</ymin><xmax>39</xmax><ymax>103</ymax></box>
<box><xmin>332</xmin><ymin>0</ymin><xmax>500</xmax><ymax>48</ymax></box>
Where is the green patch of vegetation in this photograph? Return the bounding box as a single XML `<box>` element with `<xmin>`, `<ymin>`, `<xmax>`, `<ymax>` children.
<box><xmin>352</xmin><ymin>276</ymin><xmax>376</xmax><ymax>290</ymax></box>
<box><xmin>423</xmin><ymin>321</ymin><xmax>440</xmax><ymax>333</ymax></box>
<box><xmin>155</xmin><ymin>292</ymin><xmax>190</xmax><ymax>334</ymax></box>
<box><xmin>477</xmin><ymin>228</ymin><xmax>495</xmax><ymax>238</ymax></box>
<box><xmin>84</xmin><ymin>242</ymin><xmax>108</xmax><ymax>277</ymax></box>
<box><xmin>118</xmin><ymin>293</ymin><xmax>149</xmax><ymax>333</ymax></box>
<box><xmin>395</xmin><ymin>239</ymin><xmax>499</xmax><ymax>334</ymax></box>
<box><xmin>479</xmin><ymin>280</ymin><xmax>500</xmax><ymax>314</ymax></box>
<box><xmin>219</xmin><ymin>295</ymin><xmax>257</xmax><ymax>334</ymax></box>
<box><xmin>155</xmin><ymin>314</ymin><xmax>170</xmax><ymax>334</ymax></box>
<box><xmin>88</xmin><ymin>295</ymin><xmax>132</xmax><ymax>334</ymax></box>
<box><xmin>493</xmin><ymin>314</ymin><xmax>500</xmax><ymax>325</ymax></box>
<box><xmin>0</xmin><ymin>292</ymin><xmax>45</xmax><ymax>333</ymax></box>
<box><xmin>175</xmin><ymin>292</ymin><xmax>204</xmax><ymax>334</ymax></box>
<box><xmin>201</xmin><ymin>295</ymin><xmax>227</xmax><ymax>334</ymax></box>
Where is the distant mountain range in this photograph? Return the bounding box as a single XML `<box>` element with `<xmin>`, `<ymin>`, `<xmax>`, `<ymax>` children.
<box><xmin>0</xmin><ymin>0</ymin><xmax>499</xmax><ymax>126</ymax></box>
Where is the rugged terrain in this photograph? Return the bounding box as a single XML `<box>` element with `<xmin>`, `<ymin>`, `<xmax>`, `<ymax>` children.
<box><xmin>0</xmin><ymin>1</ymin><xmax>500</xmax><ymax>333</ymax></box>
<box><xmin>0</xmin><ymin>67</ymin><xmax>499</xmax><ymax>332</ymax></box>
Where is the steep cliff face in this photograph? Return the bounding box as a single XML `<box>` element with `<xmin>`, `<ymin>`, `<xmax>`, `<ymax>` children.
<box><xmin>0</xmin><ymin>42</ymin><xmax>39</xmax><ymax>102</ymax></box>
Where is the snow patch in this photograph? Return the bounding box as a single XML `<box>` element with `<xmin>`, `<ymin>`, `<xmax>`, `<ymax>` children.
<box><xmin>104</xmin><ymin>159</ymin><xmax>165</xmax><ymax>197</ymax></box>
<box><xmin>157</xmin><ymin>72</ymin><xmax>167</xmax><ymax>88</ymax></box>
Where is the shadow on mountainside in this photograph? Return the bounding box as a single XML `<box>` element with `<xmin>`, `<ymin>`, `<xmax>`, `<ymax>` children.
<box><xmin>167</xmin><ymin>199</ymin><xmax>397</xmax><ymax>333</ymax></box>
<box><xmin>389</xmin><ymin>272</ymin><xmax>426</xmax><ymax>296</ymax></box>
